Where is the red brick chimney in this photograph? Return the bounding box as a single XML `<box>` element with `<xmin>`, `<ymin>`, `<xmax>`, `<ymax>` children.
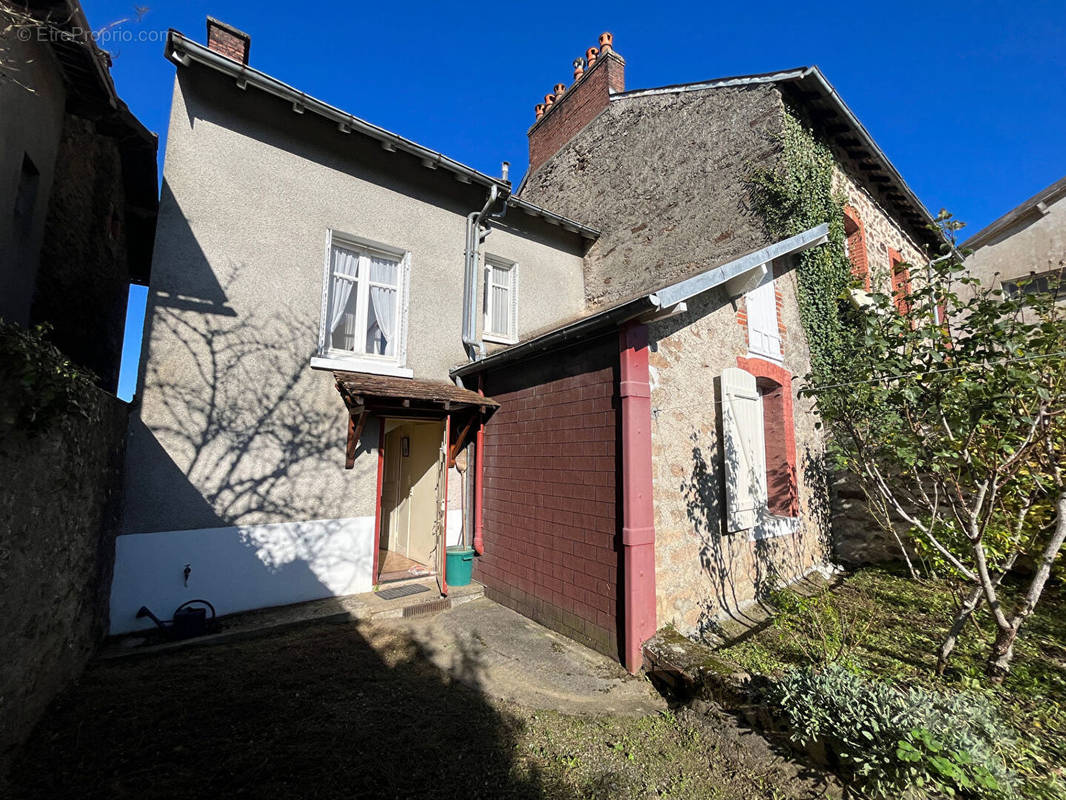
<box><xmin>206</xmin><ymin>17</ymin><xmax>251</xmax><ymax>65</ymax></box>
<box><xmin>527</xmin><ymin>32</ymin><xmax>625</xmax><ymax>173</ymax></box>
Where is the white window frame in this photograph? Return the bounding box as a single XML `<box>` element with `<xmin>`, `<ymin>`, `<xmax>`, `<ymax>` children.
<box><xmin>483</xmin><ymin>255</ymin><xmax>519</xmax><ymax>345</ymax></box>
<box><xmin>312</xmin><ymin>229</ymin><xmax>413</xmax><ymax>377</ymax></box>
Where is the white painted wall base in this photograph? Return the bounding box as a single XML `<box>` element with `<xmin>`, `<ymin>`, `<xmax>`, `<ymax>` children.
<box><xmin>110</xmin><ymin>516</ymin><xmax>375</xmax><ymax>634</ymax></box>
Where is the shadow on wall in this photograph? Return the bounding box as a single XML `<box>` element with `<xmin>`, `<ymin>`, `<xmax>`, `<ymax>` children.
<box><xmin>8</xmin><ymin>611</ymin><xmax>582</xmax><ymax>799</ymax></box>
<box><xmin>680</xmin><ymin>377</ymin><xmax>830</xmax><ymax>638</ymax></box>
<box><xmin>115</xmin><ymin>184</ymin><xmax>377</xmax><ymax>632</ymax></box>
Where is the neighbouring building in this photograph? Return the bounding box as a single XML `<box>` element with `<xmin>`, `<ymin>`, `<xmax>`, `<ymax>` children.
<box><xmin>115</xmin><ymin>21</ymin><xmax>941</xmax><ymax>673</ymax></box>
<box><xmin>0</xmin><ymin>0</ymin><xmax>157</xmax><ymax>774</ymax></box>
<box><xmin>0</xmin><ymin>0</ymin><xmax>157</xmax><ymax>391</ymax></box>
<box><xmin>963</xmin><ymin>175</ymin><xmax>1066</xmax><ymax>302</ymax></box>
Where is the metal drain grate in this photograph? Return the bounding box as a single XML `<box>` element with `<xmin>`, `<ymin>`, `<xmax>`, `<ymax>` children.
<box><xmin>402</xmin><ymin>598</ymin><xmax>451</xmax><ymax>618</ymax></box>
<box><xmin>377</xmin><ymin>583</ymin><xmax>431</xmax><ymax>601</ymax></box>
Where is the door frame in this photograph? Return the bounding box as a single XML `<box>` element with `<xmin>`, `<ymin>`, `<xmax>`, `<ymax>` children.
<box><xmin>371</xmin><ymin>415</ymin><xmax>450</xmax><ymax>592</ymax></box>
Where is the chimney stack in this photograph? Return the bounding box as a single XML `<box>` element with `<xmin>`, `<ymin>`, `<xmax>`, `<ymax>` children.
<box><xmin>527</xmin><ymin>32</ymin><xmax>624</xmax><ymax>173</ymax></box>
<box><xmin>206</xmin><ymin>17</ymin><xmax>251</xmax><ymax>65</ymax></box>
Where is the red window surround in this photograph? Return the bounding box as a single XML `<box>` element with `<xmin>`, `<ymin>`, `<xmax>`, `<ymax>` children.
<box><xmin>736</xmin><ymin>357</ymin><xmax>799</xmax><ymax>517</ymax></box>
<box><xmin>843</xmin><ymin>206</ymin><xmax>870</xmax><ymax>291</ymax></box>
<box><xmin>889</xmin><ymin>247</ymin><xmax>912</xmax><ymax>315</ymax></box>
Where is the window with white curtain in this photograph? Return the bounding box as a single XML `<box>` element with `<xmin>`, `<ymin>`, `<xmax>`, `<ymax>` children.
<box><xmin>319</xmin><ymin>233</ymin><xmax>410</xmax><ymax>371</ymax></box>
<box><xmin>484</xmin><ymin>256</ymin><xmax>518</xmax><ymax>343</ymax></box>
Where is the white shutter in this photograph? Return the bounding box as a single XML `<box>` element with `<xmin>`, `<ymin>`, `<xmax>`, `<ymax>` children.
<box><xmin>721</xmin><ymin>367</ymin><xmax>767</xmax><ymax>532</ymax></box>
<box><xmin>746</xmin><ymin>278</ymin><xmax>782</xmax><ymax>360</ymax></box>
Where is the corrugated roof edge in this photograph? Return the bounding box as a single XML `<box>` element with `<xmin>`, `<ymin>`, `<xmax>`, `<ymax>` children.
<box><xmin>164</xmin><ymin>30</ymin><xmax>600</xmax><ymax>240</ymax></box>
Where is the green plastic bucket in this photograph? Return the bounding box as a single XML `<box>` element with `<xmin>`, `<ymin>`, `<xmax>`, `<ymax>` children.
<box><xmin>446</xmin><ymin>546</ymin><xmax>476</xmax><ymax>587</ymax></box>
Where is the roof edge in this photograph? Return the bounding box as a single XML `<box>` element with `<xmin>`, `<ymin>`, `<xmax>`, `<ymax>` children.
<box><xmin>962</xmin><ymin>174</ymin><xmax>1066</xmax><ymax>251</ymax></box>
<box><xmin>166</xmin><ymin>30</ymin><xmax>599</xmax><ymax>239</ymax></box>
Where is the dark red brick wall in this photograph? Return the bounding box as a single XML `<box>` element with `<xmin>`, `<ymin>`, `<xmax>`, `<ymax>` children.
<box><xmin>528</xmin><ymin>53</ymin><xmax>625</xmax><ymax>174</ymax></box>
<box><xmin>477</xmin><ymin>336</ymin><xmax>621</xmax><ymax>658</ymax></box>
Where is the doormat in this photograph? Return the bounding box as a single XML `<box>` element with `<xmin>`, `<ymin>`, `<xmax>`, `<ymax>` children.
<box><xmin>377</xmin><ymin>584</ymin><xmax>432</xmax><ymax>601</ymax></box>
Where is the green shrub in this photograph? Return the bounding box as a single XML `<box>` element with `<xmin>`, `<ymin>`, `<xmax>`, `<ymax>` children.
<box><xmin>771</xmin><ymin>664</ymin><xmax>1018</xmax><ymax>798</ymax></box>
<box><xmin>0</xmin><ymin>319</ymin><xmax>97</xmax><ymax>433</ymax></box>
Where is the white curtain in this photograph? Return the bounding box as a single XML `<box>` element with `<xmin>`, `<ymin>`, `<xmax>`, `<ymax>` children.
<box><xmin>367</xmin><ymin>255</ymin><xmax>398</xmax><ymax>355</ymax></box>
<box><xmin>330</xmin><ymin>245</ymin><xmax>359</xmax><ymax>334</ymax></box>
<box><xmin>490</xmin><ymin>265</ymin><xmax>511</xmax><ymax>335</ymax></box>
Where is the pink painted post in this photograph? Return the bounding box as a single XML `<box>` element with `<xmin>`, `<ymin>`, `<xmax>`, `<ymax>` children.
<box><xmin>619</xmin><ymin>322</ymin><xmax>657</xmax><ymax>674</ymax></box>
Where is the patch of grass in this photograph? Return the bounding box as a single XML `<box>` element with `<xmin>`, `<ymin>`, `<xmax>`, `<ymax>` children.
<box><xmin>719</xmin><ymin>567</ymin><xmax>1066</xmax><ymax>797</ymax></box>
<box><xmin>8</xmin><ymin>617</ymin><xmax>839</xmax><ymax>800</ymax></box>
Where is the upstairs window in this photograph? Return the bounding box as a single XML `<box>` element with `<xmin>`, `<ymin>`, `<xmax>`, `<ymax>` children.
<box><xmin>319</xmin><ymin>232</ymin><xmax>410</xmax><ymax>370</ymax></box>
<box><xmin>843</xmin><ymin>206</ymin><xmax>870</xmax><ymax>290</ymax></box>
<box><xmin>483</xmin><ymin>256</ymin><xmax>518</xmax><ymax>343</ymax></box>
<box><xmin>745</xmin><ymin>275</ymin><xmax>782</xmax><ymax>361</ymax></box>
<box><xmin>889</xmin><ymin>248</ymin><xmax>912</xmax><ymax>315</ymax></box>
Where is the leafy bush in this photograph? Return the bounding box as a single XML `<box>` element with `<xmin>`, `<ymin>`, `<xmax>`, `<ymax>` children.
<box><xmin>771</xmin><ymin>664</ymin><xmax>1018</xmax><ymax>798</ymax></box>
<box><xmin>0</xmin><ymin>319</ymin><xmax>97</xmax><ymax>433</ymax></box>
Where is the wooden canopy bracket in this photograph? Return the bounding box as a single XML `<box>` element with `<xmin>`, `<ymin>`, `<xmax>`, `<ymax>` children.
<box><xmin>345</xmin><ymin>409</ymin><xmax>369</xmax><ymax>469</ymax></box>
<box><xmin>447</xmin><ymin>413</ymin><xmax>477</xmax><ymax>467</ymax></box>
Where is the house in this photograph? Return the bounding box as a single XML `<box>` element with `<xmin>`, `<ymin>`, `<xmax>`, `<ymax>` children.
<box><xmin>963</xmin><ymin>175</ymin><xmax>1066</xmax><ymax>302</ymax></box>
<box><xmin>0</xmin><ymin>0</ymin><xmax>157</xmax><ymax>392</ymax></box>
<box><xmin>113</xmin><ymin>21</ymin><xmax>940</xmax><ymax>673</ymax></box>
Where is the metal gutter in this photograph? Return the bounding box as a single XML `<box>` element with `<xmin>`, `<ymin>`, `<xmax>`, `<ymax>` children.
<box><xmin>652</xmin><ymin>224</ymin><xmax>828</xmax><ymax>307</ymax></box>
<box><xmin>451</xmin><ymin>223</ymin><xmax>830</xmax><ymax>378</ymax></box>
<box><xmin>165</xmin><ymin>30</ymin><xmax>599</xmax><ymax>240</ymax></box>
<box><xmin>450</xmin><ymin>297</ymin><xmax>658</xmax><ymax>379</ymax></box>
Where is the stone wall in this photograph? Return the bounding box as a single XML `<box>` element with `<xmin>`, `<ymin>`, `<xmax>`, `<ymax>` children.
<box><xmin>0</xmin><ymin>387</ymin><xmax>128</xmax><ymax>778</ymax></box>
<box><xmin>31</xmin><ymin>115</ymin><xmax>131</xmax><ymax>394</ymax></box>
<box><xmin>521</xmin><ymin>84</ymin><xmax>785</xmax><ymax>309</ymax></box>
<box><xmin>647</xmin><ymin>263</ymin><xmax>832</xmax><ymax>638</ymax></box>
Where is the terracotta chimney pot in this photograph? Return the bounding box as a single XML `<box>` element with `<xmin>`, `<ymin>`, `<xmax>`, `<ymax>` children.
<box><xmin>544</xmin><ymin>93</ymin><xmax>555</xmax><ymax>107</ymax></box>
<box><xmin>535</xmin><ymin>103</ymin><xmax>545</xmax><ymax>120</ymax></box>
<box><xmin>598</xmin><ymin>32</ymin><xmax>613</xmax><ymax>52</ymax></box>
<box><xmin>586</xmin><ymin>46</ymin><xmax>598</xmax><ymax>66</ymax></box>
<box><xmin>554</xmin><ymin>82</ymin><xmax>567</xmax><ymax>96</ymax></box>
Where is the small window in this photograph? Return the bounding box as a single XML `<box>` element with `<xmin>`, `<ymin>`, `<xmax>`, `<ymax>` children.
<box><xmin>483</xmin><ymin>256</ymin><xmax>518</xmax><ymax>343</ymax></box>
<box><xmin>889</xmin><ymin>249</ymin><xmax>912</xmax><ymax>315</ymax></box>
<box><xmin>745</xmin><ymin>275</ymin><xmax>782</xmax><ymax>361</ymax></box>
<box><xmin>320</xmin><ymin>233</ymin><xmax>409</xmax><ymax>368</ymax></box>
<box><xmin>843</xmin><ymin>207</ymin><xmax>870</xmax><ymax>290</ymax></box>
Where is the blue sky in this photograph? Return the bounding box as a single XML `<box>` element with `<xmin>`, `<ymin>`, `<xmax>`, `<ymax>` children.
<box><xmin>98</xmin><ymin>0</ymin><xmax>1066</xmax><ymax>400</ymax></box>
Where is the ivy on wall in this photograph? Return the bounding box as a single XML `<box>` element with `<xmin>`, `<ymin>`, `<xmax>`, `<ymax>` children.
<box><xmin>0</xmin><ymin>320</ymin><xmax>98</xmax><ymax>434</ymax></box>
<box><xmin>750</xmin><ymin>111</ymin><xmax>853</xmax><ymax>384</ymax></box>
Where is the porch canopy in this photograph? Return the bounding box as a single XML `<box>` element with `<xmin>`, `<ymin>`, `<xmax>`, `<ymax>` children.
<box><xmin>333</xmin><ymin>371</ymin><xmax>499</xmax><ymax>469</ymax></box>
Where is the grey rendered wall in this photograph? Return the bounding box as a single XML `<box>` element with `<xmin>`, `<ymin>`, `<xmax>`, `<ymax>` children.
<box><xmin>0</xmin><ymin>35</ymin><xmax>66</xmax><ymax>326</ymax></box>
<box><xmin>966</xmin><ymin>195</ymin><xmax>1066</xmax><ymax>291</ymax></box>
<box><xmin>520</xmin><ymin>84</ymin><xmax>786</xmax><ymax>308</ymax></box>
<box><xmin>122</xmin><ymin>65</ymin><xmax>586</xmax><ymax>536</ymax></box>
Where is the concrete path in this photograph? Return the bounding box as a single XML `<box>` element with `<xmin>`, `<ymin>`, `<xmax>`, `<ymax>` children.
<box><xmin>376</xmin><ymin>597</ymin><xmax>667</xmax><ymax>717</ymax></box>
